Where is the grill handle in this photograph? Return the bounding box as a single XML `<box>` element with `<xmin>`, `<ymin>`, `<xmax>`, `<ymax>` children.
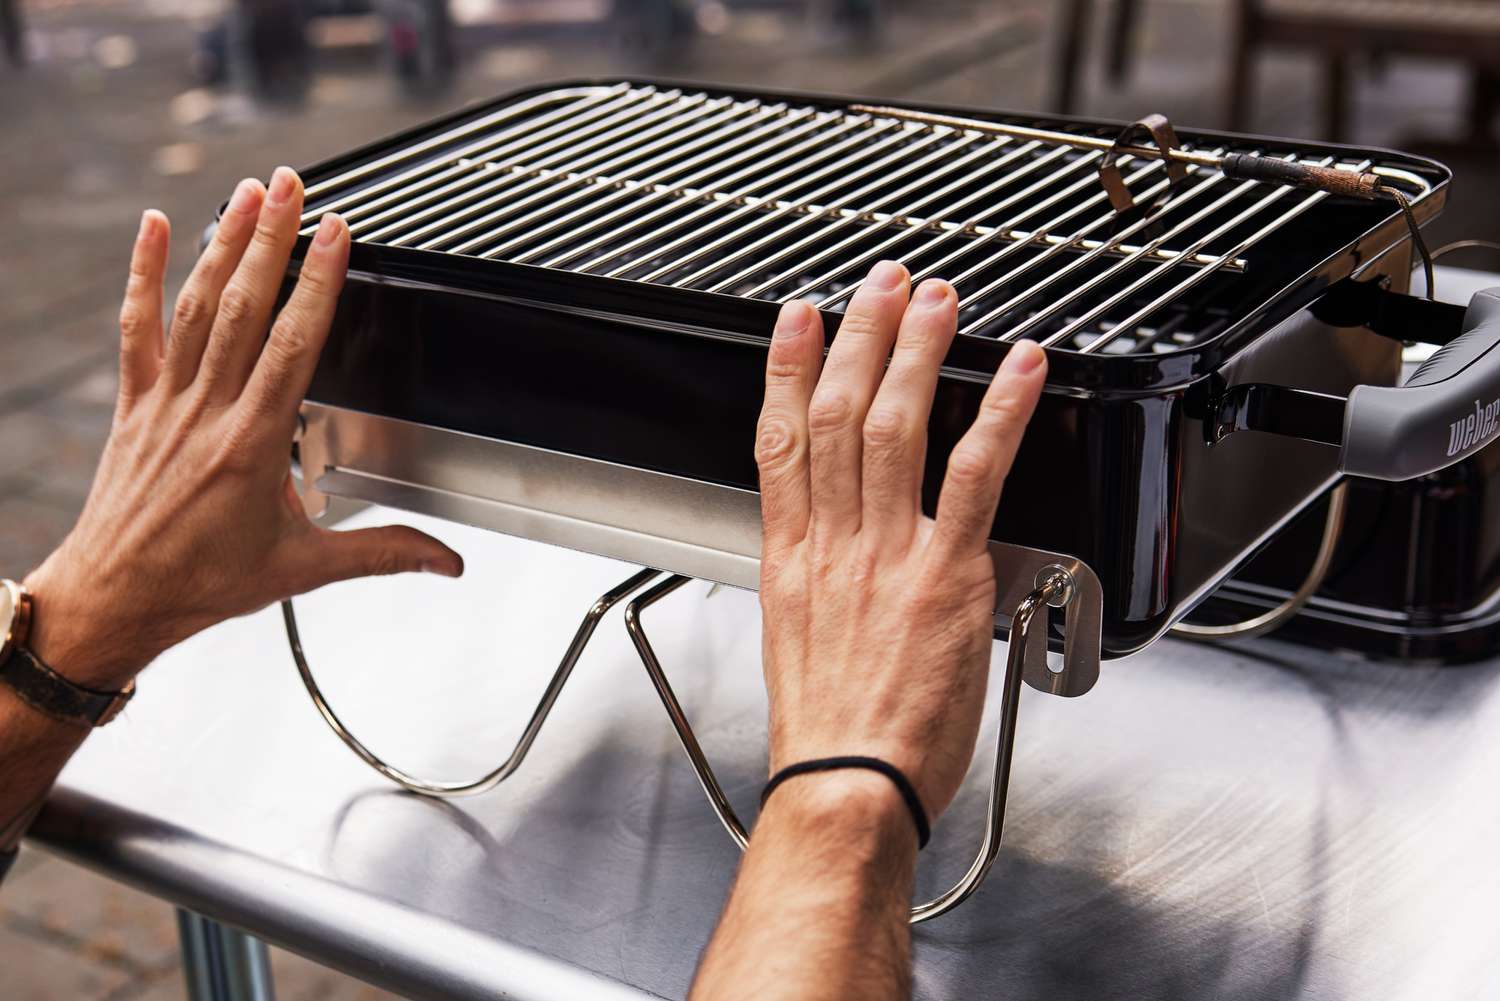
<box><xmin>1342</xmin><ymin>288</ymin><xmax>1500</xmax><ymax>481</ymax></box>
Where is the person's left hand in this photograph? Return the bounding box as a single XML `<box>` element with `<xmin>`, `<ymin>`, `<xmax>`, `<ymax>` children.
<box><xmin>23</xmin><ymin>168</ymin><xmax>463</xmax><ymax>692</ymax></box>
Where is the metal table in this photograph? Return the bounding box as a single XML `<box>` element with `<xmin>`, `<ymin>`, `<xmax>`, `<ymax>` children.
<box><xmin>26</xmin><ymin>506</ymin><xmax>1500</xmax><ymax>1001</ymax></box>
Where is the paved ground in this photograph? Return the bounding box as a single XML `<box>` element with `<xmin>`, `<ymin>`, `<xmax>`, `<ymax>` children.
<box><xmin>1</xmin><ymin>0</ymin><xmax>1495</xmax><ymax>998</ymax></box>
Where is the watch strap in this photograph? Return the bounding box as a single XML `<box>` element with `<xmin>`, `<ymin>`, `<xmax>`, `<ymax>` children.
<box><xmin>0</xmin><ymin>645</ymin><xmax>134</xmax><ymax>729</ymax></box>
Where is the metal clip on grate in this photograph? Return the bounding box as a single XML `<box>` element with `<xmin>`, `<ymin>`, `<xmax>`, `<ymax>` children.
<box><xmin>282</xmin><ymin>563</ymin><xmax>1079</xmax><ymax>923</ymax></box>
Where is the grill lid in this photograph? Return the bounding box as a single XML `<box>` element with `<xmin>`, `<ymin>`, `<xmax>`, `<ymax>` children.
<box><xmin>295</xmin><ymin>81</ymin><xmax>1447</xmax><ymax>361</ymax></box>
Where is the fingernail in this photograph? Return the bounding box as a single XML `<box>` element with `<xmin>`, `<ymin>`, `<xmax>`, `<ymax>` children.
<box><xmin>313</xmin><ymin>213</ymin><xmax>342</xmax><ymax>247</ymax></box>
<box><xmin>1003</xmin><ymin>339</ymin><xmax>1046</xmax><ymax>375</ymax></box>
<box><xmin>774</xmin><ymin>300</ymin><xmax>813</xmax><ymax>339</ymax></box>
<box><xmin>228</xmin><ymin>179</ymin><xmax>259</xmax><ymax>215</ymax></box>
<box><xmin>137</xmin><ymin>209</ymin><xmax>156</xmax><ymax>237</ymax></box>
<box><xmin>421</xmin><ymin>557</ymin><xmax>462</xmax><ymax>578</ymax></box>
<box><xmin>915</xmin><ymin>279</ymin><xmax>951</xmax><ymax>305</ymax></box>
<box><xmin>869</xmin><ymin>260</ymin><xmax>907</xmax><ymax>291</ymax></box>
<box><xmin>268</xmin><ymin>166</ymin><xmax>297</xmax><ymax>204</ymax></box>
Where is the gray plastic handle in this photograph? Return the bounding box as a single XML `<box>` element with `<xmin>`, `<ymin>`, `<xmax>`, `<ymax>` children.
<box><xmin>1342</xmin><ymin>288</ymin><xmax>1500</xmax><ymax>481</ymax></box>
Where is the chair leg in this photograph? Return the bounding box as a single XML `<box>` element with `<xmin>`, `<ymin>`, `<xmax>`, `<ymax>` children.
<box><xmin>0</xmin><ymin>0</ymin><xmax>24</xmax><ymax>67</ymax></box>
<box><xmin>1106</xmin><ymin>0</ymin><xmax>1139</xmax><ymax>84</ymax></box>
<box><xmin>1054</xmin><ymin>0</ymin><xmax>1092</xmax><ymax>115</ymax></box>
<box><xmin>1225</xmin><ymin>0</ymin><xmax>1254</xmax><ymax>131</ymax></box>
<box><xmin>1323</xmin><ymin>52</ymin><xmax>1349</xmax><ymax>143</ymax></box>
<box><xmin>1468</xmin><ymin>66</ymin><xmax>1500</xmax><ymax>146</ymax></box>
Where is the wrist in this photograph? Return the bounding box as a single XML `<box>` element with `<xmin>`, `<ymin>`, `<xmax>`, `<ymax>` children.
<box><xmin>760</xmin><ymin>770</ymin><xmax>919</xmax><ymax>861</ymax></box>
<box><xmin>22</xmin><ymin>555</ymin><xmax>149</xmax><ymax>691</ymax></box>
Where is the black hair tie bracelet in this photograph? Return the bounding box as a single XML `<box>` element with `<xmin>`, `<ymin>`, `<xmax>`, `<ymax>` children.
<box><xmin>761</xmin><ymin>756</ymin><xmax>931</xmax><ymax>849</ymax></box>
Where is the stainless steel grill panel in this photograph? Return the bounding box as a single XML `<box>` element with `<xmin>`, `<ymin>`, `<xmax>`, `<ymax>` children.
<box><xmin>300</xmin><ymin>84</ymin><xmax>1436</xmax><ymax>356</ymax></box>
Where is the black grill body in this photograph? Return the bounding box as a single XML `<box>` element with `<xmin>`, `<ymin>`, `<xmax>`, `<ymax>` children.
<box><xmin>282</xmin><ymin>79</ymin><xmax>1453</xmax><ymax>658</ymax></box>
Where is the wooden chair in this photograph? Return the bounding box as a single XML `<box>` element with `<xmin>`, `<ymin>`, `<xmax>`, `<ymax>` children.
<box><xmin>1053</xmin><ymin>0</ymin><xmax>1500</xmax><ymax>145</ymax></box>
<box><xmin>1228</xmin><ymin>0</ymin><xmax>1500</xmax><ymax>142</ymax></box>
<box><xmin>1053</xmin><ymin>0</ymin><xmax>1140</xmax><ymax>115</ymax></box>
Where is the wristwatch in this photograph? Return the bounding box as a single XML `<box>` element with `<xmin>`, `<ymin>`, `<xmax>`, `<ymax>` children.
<box><xmin>0</xmin><ymin>579</ymin><xmax>134</xmax><ymax>728</ymax></box>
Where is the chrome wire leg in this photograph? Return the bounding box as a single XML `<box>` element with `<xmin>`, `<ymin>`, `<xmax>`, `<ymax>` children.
<box><xmin>284</xmin><ymin>567</ymin><xmax>662</xmax><ymax>797</ymax></box>
<box><xmin>625</xmin><ymin>575</ymin><xmax>749</xmax><ymax>850</ymax></box>
<box><xmin>177</xmin><ymin>910</ymin><xmax>275</xmax><ymax>1001</ymax></box>
<box><xmin>624</xmin><ymin>573</ymin><xmax>1070</xmax><ymax>923</ymax></box>
<box><xmin>1171</xmin><ymin>482</ymin><xmax>1348</xmax><ymax>642</ymax></box>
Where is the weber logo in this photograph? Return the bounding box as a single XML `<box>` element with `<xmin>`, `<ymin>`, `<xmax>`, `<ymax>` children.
<box><xmin>1448</xmin><ymin>398</ymin><xmax>1500</xmax><ymax>457</ymax></box>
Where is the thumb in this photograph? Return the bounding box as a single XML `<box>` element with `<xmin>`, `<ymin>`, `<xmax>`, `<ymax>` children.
<box><xmin>310</xmin><ymin>523</ymin><xmax>464</xmax><ymax>586</ymax></box>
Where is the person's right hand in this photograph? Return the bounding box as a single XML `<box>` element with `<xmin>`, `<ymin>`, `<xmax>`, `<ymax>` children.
<box><xmin>755</xmin><ymin>260</ymin><xmax>1046</xmax><ymax>827</ymax></box>
<box><xmin>23</xmin><ymin>168</ymin><xmax>463</xmax><ymax>693</ymax></box>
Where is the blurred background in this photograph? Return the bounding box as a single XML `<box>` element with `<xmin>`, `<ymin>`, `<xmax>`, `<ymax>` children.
<box><xmin>1</xmin><ymin>1</ymin><xmax>1497</xmax><ymax>998</ymax></box>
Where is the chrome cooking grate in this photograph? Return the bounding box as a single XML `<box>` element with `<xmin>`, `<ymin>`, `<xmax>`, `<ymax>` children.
<box><xmin>299</xmin><ymin>83</ymin><xmax>1432</xmax><ymax>356</ymax></box>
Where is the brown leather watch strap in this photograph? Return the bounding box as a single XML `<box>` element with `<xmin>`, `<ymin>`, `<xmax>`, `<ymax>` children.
<box><xmin>0</xmin><ymin>646</ymin><xmax>134</xmax><ymax>729</ymax></box>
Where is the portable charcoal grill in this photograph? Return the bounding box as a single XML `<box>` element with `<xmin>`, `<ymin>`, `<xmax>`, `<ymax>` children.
<box><xmin>261</xmin><ymin>79</ymin><xmax>1500</xmax><ymax>921</ymax></box>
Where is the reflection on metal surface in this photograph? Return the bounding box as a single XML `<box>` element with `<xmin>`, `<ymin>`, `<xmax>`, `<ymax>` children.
<box><xmin>624</xmin><ymin>570</ymin><xmax>1075</xmax><ymax>923</ymax></box>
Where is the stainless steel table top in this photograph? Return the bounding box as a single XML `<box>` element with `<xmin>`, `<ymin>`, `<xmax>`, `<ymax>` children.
<box><xmin>27</xmin><ymin>507</ymin><xmax>1500</xmax><ymax>1001</ymax></box>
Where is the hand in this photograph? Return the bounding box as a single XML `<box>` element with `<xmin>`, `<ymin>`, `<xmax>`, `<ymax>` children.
<box><xmin>23</xmin><ymin>168</ymin><xmax>463</xmax><ymax>691</ymax></box>
<box><xmin>755</xmin><ymin>260</ymin><xmax>1046</xmax><ymax>824</ymax></box>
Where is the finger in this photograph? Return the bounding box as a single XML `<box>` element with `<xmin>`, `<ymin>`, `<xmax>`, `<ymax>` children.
<box><xmin>199</xmin><ymin>166</ymin><xmax>304</xmax><ymax>400</ymax></box>
<box><xmin>807</xmin><ymin>260</ymin><xmax>909</xmax><ymax>535</ymax></box>
<box><xmin>930</xmin><ymin>339</ymin><xmax>1047</xmax><ymax>561</ymax></box>
<box><xmin>756</xmin><ymin>300</ymin><xmax>823</xmax><ymax>552</ymax></box>
<box><xmin>117</xmin><ymin>209</ymin><xmax>170</xmax><ymax>407</ymax></box>
<box><xmin>242</xmin><ymin>213</ymin><xmax>349</xmax><ymax>433</ymax></box>
<box><xmin>860</xmin><ymin>279</ymin><xmax>957</xmax><ymax>540</ymax></box>
<box><xmin>162</xmin><ymin>178</ymin><xmax>265</xmax><ymax>391</ymax></box>
<box><xmin>303</xmin><ymin>524</ymin><xmax>464</xmax><ymax>588</ymax></box>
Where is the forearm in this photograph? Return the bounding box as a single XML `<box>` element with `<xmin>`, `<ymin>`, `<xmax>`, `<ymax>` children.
<box><xmin>0</xmin><ymin>687</ymin><xmax>91</xmax><ymax>867</ymax></box>
<box><xmin>0</xmin><ymin>564</ymin><xmax>142</xmax><ymax>874</ymax></box>
<box><xmin>691</xmin><ymin>772</ymin><xmax>918</xmax><ymax>1001</ymax></box>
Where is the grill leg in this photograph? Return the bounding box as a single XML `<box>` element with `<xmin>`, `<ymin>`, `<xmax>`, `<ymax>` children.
<box><xmin>177</xmin><ymin>911</ymin><xmax>275</xmax><ymax>1001</ymax></box>
<box><xmin>624</xmin><ymin>572</ymin><xmax>1074</xmax><ymax>923</ymax></box>
<box><xmin>283</xmin><ymin>568</ymin><xmax>662</xmax><ymax>797</ymax></box>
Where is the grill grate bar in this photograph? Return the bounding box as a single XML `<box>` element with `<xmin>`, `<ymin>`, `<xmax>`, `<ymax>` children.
<box><xmin>952</xmin><ymin>156</ymin><xmax>1233</xmax><ymax>333</ymax></box>
<box><xmin>301</xmin><ymin>84</ymin><xmax>643</xmax><ymax>228</ymax></box>
<box><xmin>743</xmin><ymin>140</ymin><xmax>1059</xmax><ymax>299</ymax></box>
<box><xmin>590</xmin><ymin>118</ymin><xmax>903</xmax><ymax>279</ymax></box>
<box><xmin>447</xmin><ymin>97</ymin><xmax>788</xmax><ymax>255</ymax></box>
<box><xmin>1067</xmin><ymin>158</ymin><xmax>1368</xmax><ymax>353</ymax></box>
<box><xmin>333</xmin><ymin>88</ymin><xmax>687</xmax><ymax>237</ymax></box>
<box><xmin>631</xmin><ymin>125</ymin><xmax>956</xmax><ymax>285</ymax></box>
<box><xmin>474</xmin><ymin>103</ymin><xmax>823</xmax><ymax>261</ymax></box>
<box><xmin>695</xmin><ymin>136</ymin><xmax>1000</xmax><ymax>293</ymax></box>
<box><xmin>514</xmin><ymin>110</ymin><xmax>842</xmax><ymax>268</ymax></box>
<box><xmin>397</xmin><ymin>94</ymin><xmax>747</xmax><ymax>250</ymax></box>
<box><xmin>533</xmin><ymin>115</ymin><xmax>868</xmax><ymax>271</ymax></box>
<box><xmin>816</xmin><ymin>151</ymin><xmax>1151</xmax><ymax>309</ymax></box>
<box><xmin>787</xmin><ymin>146</ymin><xmax>1100</xmax><ymax>306</ymax></box>
<box><xmin>982</xmin><ymin>165</ymin><xmax>1296</xmax><ymax>343</ymax></box>
<box><xmin>323</xmin><ymin>90</ymin><xmax>700</xmax><ymax>242</ymax></box>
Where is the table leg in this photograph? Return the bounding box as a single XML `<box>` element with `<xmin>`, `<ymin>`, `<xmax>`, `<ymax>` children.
<box><xmin>176</xmin><ymin>910</ymin><xmax>276</xmax><ymax>1001</ymax></box>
